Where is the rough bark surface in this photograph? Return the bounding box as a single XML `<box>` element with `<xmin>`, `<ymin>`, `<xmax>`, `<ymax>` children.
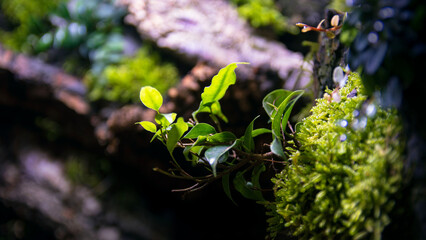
<box><xmin>117</xmin><ymin>0</ymin><xmax>310</xmax><ymax>90</ymax></box>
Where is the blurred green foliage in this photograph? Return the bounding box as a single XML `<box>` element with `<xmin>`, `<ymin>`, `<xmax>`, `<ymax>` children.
<box><xmin>267</xmin><ymin>73</ymin><xmax>404</xmax><ymax>239</ymax></box>
<box><xmin>328</xmin><ymin>0</ymin><xmax>351</xmax><ymax>12</ymax></box>
<box><xmin>1</xmin><ymin>0</ymin><xmax>180</xmax><ymax>103</ymax></box>
<box><xmin>86</xmin><ymin>46</ymin><xmax>179</xmax><ymax>103</ymax></box>
<box><xmin>230</xmin><ymin>0</ymin><xmax>298</xmax><ymax>33</ymax></box>
<box><xmin>0</xmin><ymin>0</ymin><xmax>62</xmax><ymax>51</ymax></box>
<box><xmin>65</xmin><ymin>155</ymin><xmax>110</xmax><ymax>188</ymax></box>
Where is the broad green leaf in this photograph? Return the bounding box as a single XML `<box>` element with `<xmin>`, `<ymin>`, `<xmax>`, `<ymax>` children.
<box><xmin>155</xmin><ymin>113</ymin><xmax>177</xmax><ymax>127</ymax></box>
<box><xmin>271</xmin><ymin>137</ymin><xmax>286</xmax><ymax>159</ymax></box>
<box><xmin>252</xmin><ymin>128</ymin><xmax>272</xmax><ymax>137</ymax></box>
<box><xmin>205</xmin><ymin>144</ymin><xmax>234</xmax><ymax>176</ymax></box>
<box><xmin>207</xmin><ymin>132</ymin><xmax>237</xmax><ymax>144</ymax></box>
<box><xmin>201</xmin><ymin>62</ymin><xmax>248</xmax><ymax>105</ymax></box>
<box><xmin>183</xmin><ymin>123</ymin><xmax>216</xmax><ymax>139</ymax></box>
<box><xmin>242</xmin><ymin>116</ymin><xmax>259</xmax><ymax>153</ymax></box>
<box><xmin>193</xmin><ymin>62</ymin><xmax>248</xmax><ymax>122</ymax></box>
<box><xmin>271</xmin><ymin>90</ymin><xmax>304</xmax><ymax>139</ymax></box>
<box><xmin>233</xmin><ymin>168</ymin><xmax>265</xmax><ymax>201</ymax></box>
<box><xmin>166</xmin><ymin>117</ymin><xmax>188</xmax><ymax>154</ymax></box>
<box><xmin>136</xmin><ymin>121</ymin><xmax>157</xmax><ymax>133</ymax></box>
<box><xmin>140</xmin><ymin>86</ymin><xmax>163</xmax><ymax>112</ymax></box>
<box><xmin>222</xmin><ymin>173</ymin><xmax>237</xmax><ymax>205</ymax></box>
<box><xmin>262</xmin><ymin>89</ymin><xmax>293</xmax><ymax>118</ymax></box>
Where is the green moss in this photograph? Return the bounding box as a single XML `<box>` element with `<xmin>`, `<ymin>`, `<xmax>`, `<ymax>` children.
<box><xmin>230</xmin><ymin>0</ymin><xmax>297</xmax><ymax>33</ymax></box>
<box><xmin>85</xmin><ymin>46</ymin><xmax>179</xmax><ymax>103</ymax></box>
<box><xmin>268</xmin><ymin>73</ymin><xmax>404</xmax><ymax>239</ymax></box>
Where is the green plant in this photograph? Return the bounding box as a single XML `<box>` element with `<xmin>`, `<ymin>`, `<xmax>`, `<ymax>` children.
<box><xmin>86</xmin><ymin>46</ymin><xmax>179</xmax><ymax>103</ymax></box>
<box><xmin>230</xmin><ymin>0</ymin><xmax>298</xmax><ymax>33</ymax></box>
<box><xmin>138</xmin><ymin>62</ymin><xmax>304</xmax><ymax>201</ymax></box>
<box><xmin>0</xmin><ymin>0</ymin><xmax>63</xmax><ymax>51</ymax></box>
<box><xmin>267</xmin><ymin>73</ymin><xmax>404</xmax><ymax>239</ymax></box>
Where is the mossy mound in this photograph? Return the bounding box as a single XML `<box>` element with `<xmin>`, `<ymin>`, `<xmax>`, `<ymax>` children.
<box><xmin>85</xmin><ymin>46</ymin><xmax>179</xmax><ymax>103</ymax></box>
<box><xmin>268</xmin><ymin>73</ymin><xmax>404</xmax><ymax>239</ymax></box>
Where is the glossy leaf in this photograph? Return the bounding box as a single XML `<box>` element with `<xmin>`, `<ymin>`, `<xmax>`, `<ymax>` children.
<box><xmin>183</xmin><ymin>123</ymin><xmax>216</xmax><ymax>139</ymax></box>
<box><xmin>242</xmin><ymin>116</ymin><xmax>259</xmax><ymax>153</ymax></box>
<box><xmin>193</xmin><ymin>62</ymin><xmax>248</xmax><ymax>122</ymax></box>
<box><xmin>183</xmin><ymin>145</ymin><xmax>204</xmax><ymax>163</ymax></box>
<box><xmin>222</xmin><ymin>173</ymin><xmax>237</xmax><ymax>205</ymax></box>
<box><xmin>136</xmin><ymin>121</ymin><xmax>156</xmax><ymax>133</ymax></box>
<box><xmin>252</xmin><ymin>128</ymin><xmax>272</xmax><ymax>137</ymax></box>
<box><xmin>233</xmin><ymin>166</ymin><xmax>265</xmax><ymax>201</ymax></box>
<box><xmin>205</xmin><ymin>144</ymin><xmax>233</xmax><ymax>176</ymax></box>
<box><xmin>207</xmin><ymin>132</ymin><xmax>237</xmax><ymax>144</ymax></box>
<box><xmin>140</xmin><ymin>86</ymin><xmax>163</xmax><ymax>112</ymax></box>
<box><xmin>155</xmin><ymin>113</ymin><xmax>177</xmax><ymax>127</ymax></box>
<box><xmin>201</xmin><ymin>62</ymin><xmax>248</xmax><ymax>105</ymax></box>
<box><xmin>262</xmin><ymin>89</ymin><xmax>293</xmax><ymax>118</ymax></box>
<box><xmin>271</xmin><ymin>90</ymin><xmax>304</xmax><ymax>139</ymax></box>
<box><xmin>166</xmin><ymin>117</ymin><xmax>188</xmax><ymax>154</ymax></box>
<box><xmin>271</xmin><ymin>137</ymin><xmax>286</xmax><ymax>159</ymax></box>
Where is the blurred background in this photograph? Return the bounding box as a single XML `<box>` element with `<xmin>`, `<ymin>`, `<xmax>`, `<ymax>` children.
<box><xmin>0</xmin><ymin>0</ymin><xmax>356</xmax><ymax>239</ymax></box>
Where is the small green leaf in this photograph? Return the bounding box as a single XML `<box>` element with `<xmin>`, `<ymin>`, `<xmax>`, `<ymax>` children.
<box><xmin>166</xmin><ymin>117</ymin><xmax>188</xmax><ymax>154</ymax></box>
<box><xmin>140</xmin><ymin>86</ymin><xmax>163</xmax><ymax>112</ymax></box>
<box><xmin>251</xmin><ymin>164</ymin><xmax>266</xmax><ymax>200</ymax></box>
<box><xmin>208</xmin><ymin>132</ymin><xmax>237</xmax><ymax>144</ymax></box>
<box><xmin>155</xmin><ymin>113</ymin><xmax>177</xmax><ymax>127</ymax></box>
<box><xmin>183</xmin><ymin>123</ymin><xmax>216</xmax><ymax>139</ymax></box>
<box><xmin>271</xmin><ymin>90</ymin><xmax>304</xmax><ymax>139</ymax></box>
<box><xmin>150</xmin><ymin>129</ymin><xmax>163</xmax><ymax>142</ymax></box>
<box><xmin>233</xmin><ymin>168</ymin><xmax>265</xmax><ymax>201</ymax></box>
<box><xmin>136</xmin><ymin>121</ymin><xmax>157</xmax><ymax>133</ymax></box>
<box><xmin>252</xmin><ymin>128</ymin><xmax>272</xmax><ymax>137</ymax></box>
<box><xmin>205</xmin><ymin>144</ymin><xmax>234</xmax><ymax>176</ymax></box>
<box><xmin>242</xmin><ymin>116</ymin><xmax>259</xmax><ymax>153</ymax></box>
<box><xmin>262</xmin><ymin>89</ymin><xmax>293</xmax><ymax>118</ymax></box>
<box><xmin>222</xmin><ymin>173</ymin><xmax>237</xmax><ymax>205</ymax></box>
<box><xmin>271</xmin><ymin>137</ymin><xmax>286</xmax><ymax>159</ymax></box>
<box><xmin>183</xmin><ymin>145</ymin><xmax>204</xmax><ymax>164</ymax></box>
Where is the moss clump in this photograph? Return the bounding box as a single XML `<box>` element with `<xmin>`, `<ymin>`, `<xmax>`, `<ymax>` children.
<box><xmin>85</xmin><ymin>46</ymin><xmax>179</xmax><ymax>103</ymax></box>
<box><xmin>230</xmin><ymin>0</ymin><xmax>297</xmax><ymax>33</ymax></box>
<box><xmin>268</xmin><ymin>73</ymin><xmax>404</xmax><ymax>239</ymax></box>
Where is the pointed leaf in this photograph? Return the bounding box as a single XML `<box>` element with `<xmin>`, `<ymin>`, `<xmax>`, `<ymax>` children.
<box><xmin>271</xmin><ymin>137</ymin><xmax>286</xmax><ymax>159</ymax></box>
<box><xmin>155</xmin><ymin>113</ymin><xmax>177</xmax><ymax>127</ymax></box>
<box><xmin>271</xmin><ymin>90</ymin><xmax>304</xmax><ymax>139</ymax></box>
<box><xmin>242</xmin><ymin>116</ymin><xmax>259</xmax><ymax>153</ymax></box>
<box><xmin>252</xmin><ymin>128</ymin><xmax>272</xmax><ymax>137</ymax></box>
<box><xmin>140</xmin><ymin>86</ymin><xmax>163</xmax><ymax>112</ymax></box>
<box><xmin>183</xmin><ymin>145</ymin><xmax>204</xmax><ymax>164</ymax></box>
<box><xmin>233</xmin><ymin>170</ymin><xmax>264</xmax><ymax>201</ymax></box>
<box><xmin>250</xmin><ymin>164</ymin><xmax>266</xmax><ymax>201</ymax></box>
<box><xmin>222</xmin><ymin>173</ymin><xmax>237</xmax><ymax>205</ymax></box>
<box><xmin>166</xmin><ymin>117</ymin><xmax>188</xmax><ymax>154</ymax></box>
<box><xmin>201</xmin><ymin>62</ymin><xmax>248</xmax><ymax>105</ymax></box>
<box><xmin>207</xmin><ymin>132</ymin><xmax>237</xmax><ymax>144</ymax></box>
<box><xmin>205</xmin><ymin>144</ymin><xmax>234</xmax><ymax>176</ymax></box>
<box><xmin>183</xmin><ymin>123</ymin><xmax>216</xmax><ymax>139</ymax></box>
<box><xmin>193</xmin><ymin>62</ymin><xmax>248</xmax><ymax>121</ymax></box>
<box><xmin>262</xmin><ymin>89</ymin><xmax>293</xmax><ymax>118</ymax></box>
<box><xmin>136</xmin><ymin>121</ymin><xmax>157</xmax><ymax>133</ymax></box>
